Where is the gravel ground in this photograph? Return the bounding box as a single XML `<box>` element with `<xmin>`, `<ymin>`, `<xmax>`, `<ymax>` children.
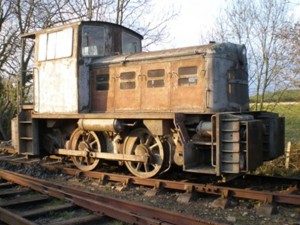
<box><xmin>0</xmin><ymin>160</ymin><xmax>299</xmax><ymax>225</ymax></box>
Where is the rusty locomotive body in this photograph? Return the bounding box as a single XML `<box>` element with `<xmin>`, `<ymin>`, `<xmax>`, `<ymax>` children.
<box><xmin>13</xmin><ymin>21</ymin><xmax>284</xmax><ymax>179</ymax></box>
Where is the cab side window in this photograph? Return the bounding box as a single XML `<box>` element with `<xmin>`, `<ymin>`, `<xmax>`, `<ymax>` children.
<box><xmin>38</xmin><ymin>28</ymin><xmax>73</xmax><ymax>61</ymax></box>
<box><xmin>82</xmin><ymin>26</ymin><xmax>105</xmax><ymax>57</ymax></box>
<box><xmin>122</xmin><ymin>32</ymin><xmax>141</xmax><ymax>54</ymax></box>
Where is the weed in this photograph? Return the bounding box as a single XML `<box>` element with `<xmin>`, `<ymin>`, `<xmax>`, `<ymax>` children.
<box><xmin>48</xmin><ymin>210</ymin><xmax>75</xmax><ymax>218</ymax></box>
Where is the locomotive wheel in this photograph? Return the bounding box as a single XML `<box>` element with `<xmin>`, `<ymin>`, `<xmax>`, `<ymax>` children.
<box><xmin>124</xmin><ymin>128</ymin><xmax>164</xmax><ymax>178</ymax></box>
<box><xmin>70</xmin><ymin>128</ymin><xmax>101</xmax><ymax>171</ymax></box>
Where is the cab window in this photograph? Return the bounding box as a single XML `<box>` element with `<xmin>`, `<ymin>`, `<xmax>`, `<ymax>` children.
<box><xmin>82</xmin><ymin>26</ymin><xmax>105</xmax><ymax>57</ymax></box>
<box><xmin>38</xmin><ymin>28</ymin><xmax>73</xmax><ymax>61</ymax></box>
<box><xmin>122</xmin><ymin>32</ymin><xmax>141</xmax><ymax>54</ymax></box>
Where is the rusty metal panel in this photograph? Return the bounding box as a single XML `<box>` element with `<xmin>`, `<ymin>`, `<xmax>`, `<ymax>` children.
<box><xmin>31</xmin><ymin>111</ymin><xmax>176</xmax><ymax>119</ymax></box>
<box><xmin>91</xmin><ymin>43</ymin><xmax>249</xmax><ymax>114</ymax></box>
<box><xmin>140</xmin><ymin>62</ymin><xmax>171</xmax><ymax>111</ymax></box>
<box><xmin>170</xmin><ymin>58</ymin><xmax>206</xmax><ymax>112</ymax></box>
<box><xmin>143</xmin><ymin>119</ymin><xmax>172</xmax><ymax>135</ymax></box>
<box><xmin>113</xmin><ymin>65</ymin><xmax>141</xmax><ymax>111</ymax></box>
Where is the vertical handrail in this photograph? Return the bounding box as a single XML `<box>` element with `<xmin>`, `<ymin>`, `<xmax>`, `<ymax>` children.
<box><xmin>205</xmin><ymin>88</ymin><xmax>210</xmax><ymax>109</ymax></box>
<box><xmin>211</xmin><ymin>115</ymin><xmax>216</xmax><ymax>167</ymax></box>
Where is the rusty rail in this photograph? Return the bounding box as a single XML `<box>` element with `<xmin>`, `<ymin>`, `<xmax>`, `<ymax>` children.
<box><xmin>43</xmin><ymin>165</ymin><xmax>300</xmax><ymax>206</ymax></box>
<box><xmin>0</xmin><ymin>169</ymin><xmax>222</xmax><ymax>225</ymax></box>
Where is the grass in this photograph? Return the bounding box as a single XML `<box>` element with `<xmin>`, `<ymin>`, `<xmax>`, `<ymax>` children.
<box><xmin>48</xmin><ymin>199</ymin><xmax>65</xmax><ymax>206</ymax></box>
<box><xmin>250</xmin><ymin>89</ymin><xmax>300</xmax><ymax>103</ymax></box>
<box><xmin>271</xmin><ymin>104</ymin><xmax>300</xmax><ymax>144</ymax></box>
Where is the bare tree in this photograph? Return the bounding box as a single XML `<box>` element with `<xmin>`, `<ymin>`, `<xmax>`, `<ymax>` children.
<box><xmin>205</xmin><ymin>0</ymin><xmax>298</xmax><ymax>110</ymax></box>
<box><xmin>0</xmin><ymin>0</ymin><xmax>178</xmax><ymax>139</ymax></box>
<box><xmin>0</xmin><ymin>1</ymin><xmax>17</xmax><ymax>140</ymax></box>
<box><xmin>114</xmin><ymin>0</ymin><xmax>179</xmax><ymax>49</ymax></box>
<box><xmin>278</xmin><ymin>22</ymin><xmax>300</xmax><ymax>88</ymax></box>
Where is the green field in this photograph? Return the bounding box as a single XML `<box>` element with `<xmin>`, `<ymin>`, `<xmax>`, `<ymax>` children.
<box><xmin>271</xmin><ymin>104</ymin><xmax>300</xmax><ymax>144</ymax></box>
<box><xmin>250</xmin><ymin>89</ymin><xmax>300</xmax><ymax>103</ymax></box>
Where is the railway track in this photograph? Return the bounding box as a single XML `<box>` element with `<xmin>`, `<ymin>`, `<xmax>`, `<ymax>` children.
<box><xmin>0</xmin><ymin>171</ymin><xmax>110</xmax><ymax>225</ymax></box>
<box><xmin>0</xmin><ymin>152</ymin><xmax>299</xmax><ymax>207</ymax></box>
<box><xmin>0</xmin><ymin>168</ymin><xmax>219</xmax><ymax>225</ymax></box>
<box><xmin>42</xmin><ymin>164</ymin><xmax>300</xmax><ymax>213</ymax></box>
<box><xmin>0</xmin><ymin>150</ymin><xmax>299</xmax><ymax>223</ymax></box>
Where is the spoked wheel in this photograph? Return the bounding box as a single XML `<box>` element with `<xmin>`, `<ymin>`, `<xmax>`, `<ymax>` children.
<box><xmin>124</xmin><ymin>128</ymin><xmax>164</xmax><ymax>178</ymax></box>
<box><xmin>70</xmin><ymin>128</ymin><xmax>101</xmax><ymax>171</ymax></box>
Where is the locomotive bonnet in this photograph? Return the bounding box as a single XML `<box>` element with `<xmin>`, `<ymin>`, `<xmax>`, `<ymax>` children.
<box><xmin>12</xmin><ymin>21</ymin><xmax>284</xmax><ymax>180</ymax></box>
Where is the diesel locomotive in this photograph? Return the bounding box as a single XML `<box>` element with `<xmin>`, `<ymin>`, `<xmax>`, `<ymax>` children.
<box><xmin>12</xmin><ymin>21</ymin><xmax>285</xmax><ymax>180</ymax></box>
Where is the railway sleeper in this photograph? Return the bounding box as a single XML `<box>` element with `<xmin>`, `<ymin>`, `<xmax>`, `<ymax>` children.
<box><xmin>256</xmin><ymin>203</ymin><xmax>277</xmax><ymax>216</ymax></box>
<box><xmin>177</xmin><ymin>191</ymin><xmax>198</xmax><ymax>204</ymax></box>
<box><xmin>0</xmin><ymin>178</ymin><xmax>110</xmax><ymax>225</ymax></box>
<box><xmin>19</xmin><ymin>202</ymin><xmax>75</xmax><ymax>218</ymax></box>
<box><xmin>210</xmin><ymin>197</ymin><xmax>231</xmax><ymax>209</ymax></box>
<box><xmin>144</xmin><ymin>181</ymin><xmax>163</xmax><ymax>197</ymax></box>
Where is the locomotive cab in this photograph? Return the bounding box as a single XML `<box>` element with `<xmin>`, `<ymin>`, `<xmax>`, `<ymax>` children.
<box><xmin>32</xmin><ymin>21</ymin><xmax>142</xmax><ymax>114</ymax></box>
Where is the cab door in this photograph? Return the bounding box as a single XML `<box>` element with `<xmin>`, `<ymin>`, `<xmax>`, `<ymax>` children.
<box><xmin>91</xmin><ymin>66</ymin><xmax>114</xmax><ymax>112</ymax></box>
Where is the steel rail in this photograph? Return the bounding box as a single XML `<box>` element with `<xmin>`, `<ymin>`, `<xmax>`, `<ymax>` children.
<box><xmin>0</xmin><ymin>169</ymin><xmax>222</xmax><ymax>225</ymax></box>
<box><xmin>43</xmin><ymin>165</ymin><xmax>300</xmax><ymax>205</ymax></box>
<box><xmin>0</xmin><ymin>206</ymin><xmax>37</xmax><ymax>225</ymax></box>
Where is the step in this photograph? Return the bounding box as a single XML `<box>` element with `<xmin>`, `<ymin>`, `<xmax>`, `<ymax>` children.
<box><xmin>20</xmin><ymin>137</ymin><xmax>33</xmax><ymax>140</ymax></box>
<box><xmin>20</xmin><ymin>121</ymin><xmax>32</xmax><ymax>124</ymax></box>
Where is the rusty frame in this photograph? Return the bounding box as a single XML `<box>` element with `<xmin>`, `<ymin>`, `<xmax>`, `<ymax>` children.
<box><xmin>43</xmin><ymin>166</ymin><xmax>300</xmax><ymax>206</ymax></box>
<box><xmin>57</xmin><ymin>149</ymin><xmax>149</xmax><ymax>163</ymax></box>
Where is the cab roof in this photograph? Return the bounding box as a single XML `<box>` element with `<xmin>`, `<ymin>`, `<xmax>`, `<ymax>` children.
<box><xmin>21</xmin><ymin>20</ymin><xmax>144</xmax><ymax>40</ymax></box>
